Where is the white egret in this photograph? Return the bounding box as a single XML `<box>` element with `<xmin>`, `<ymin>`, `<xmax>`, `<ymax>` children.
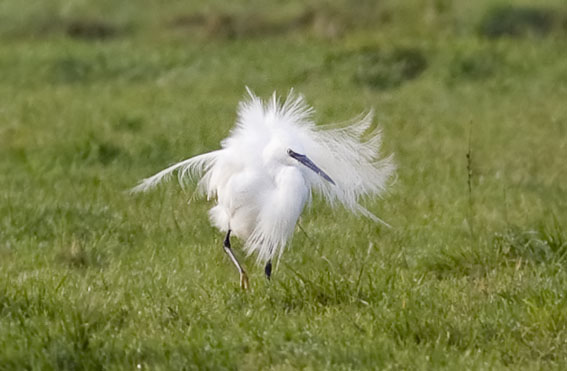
<box><xmin>133</xmin><ymin>89</ymin><xmax>394</xmax><ymax>289</ymax></box>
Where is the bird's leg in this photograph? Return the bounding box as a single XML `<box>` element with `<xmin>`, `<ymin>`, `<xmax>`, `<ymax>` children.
<box><xmin>223</xmin><ymin>230</ymin><xmax>249</xmax><ymax>289</ymax></box>
<box><xmin>264</xmin><ymin>260</ymin><xmax>272</xmax><ymax>280</ymax></box>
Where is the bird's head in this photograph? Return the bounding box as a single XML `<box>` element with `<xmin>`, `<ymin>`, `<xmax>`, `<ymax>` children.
<box><xmin>262</xmin><ymin>133</ymin><xmax>335</xmax><ymax>185</ymax></box>
<box><xmin>286</xmin><ymin>148</ymin><xmax>335</xmax><ymax>185</ymax></box>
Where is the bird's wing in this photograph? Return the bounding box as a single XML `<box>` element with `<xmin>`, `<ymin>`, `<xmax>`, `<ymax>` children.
<box><xmin>300</xmin><ymin>112</ymin><xmax>395</xmax><ymax>226</ymax></box>
<box><xmin>131</xmin><ymin>151</ymin><xmax>219</xmax><ymax>193</ymax></box>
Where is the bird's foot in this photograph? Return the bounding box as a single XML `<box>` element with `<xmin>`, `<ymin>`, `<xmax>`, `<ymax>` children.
<box><xmin>240</xmin><ymin>272</ymin><xmax>250</xmax><ymax>290</ymax></box>
<box><xmin>265</xmin><ymin>260</ymin><xmax>272</xmax><ymax>280</ymax></box>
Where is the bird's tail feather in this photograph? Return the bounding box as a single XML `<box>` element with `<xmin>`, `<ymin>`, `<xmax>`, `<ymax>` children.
<box><xmin>131</xmin><ymin>151</ymin><xmax>218</xmax><ymax>193</ymax></box>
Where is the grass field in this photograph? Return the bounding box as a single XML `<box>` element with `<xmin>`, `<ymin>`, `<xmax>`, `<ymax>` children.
<box><xmin>1</xmin><ymin>0</ymin><xmax>567</xmax><ymax>369</ymax></box>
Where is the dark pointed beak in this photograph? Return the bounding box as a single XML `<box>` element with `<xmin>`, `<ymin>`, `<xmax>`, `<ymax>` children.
<box><xmin>287</xmin><ymin>149</ymin><xmax>335</xmax><ymax>185</ymax></box>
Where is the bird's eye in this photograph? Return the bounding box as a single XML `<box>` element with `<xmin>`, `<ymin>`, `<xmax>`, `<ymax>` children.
<box><xmin>286</xmin><ymin>148</ymin><xmax>293</xmax><ymax>156</ymax></box>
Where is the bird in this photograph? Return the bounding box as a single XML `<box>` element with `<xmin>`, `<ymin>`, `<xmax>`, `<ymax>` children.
<box><xmin>132</xmin><ymin>88</ymin><xmax>394</xmax><ymax>289</ymax></box>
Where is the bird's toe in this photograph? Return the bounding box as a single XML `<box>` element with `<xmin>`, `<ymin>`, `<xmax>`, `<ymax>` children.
<box><xmin>240</xmin><ymin>272</ymin><xmax>250</xmax><ymax>290</ymax></box>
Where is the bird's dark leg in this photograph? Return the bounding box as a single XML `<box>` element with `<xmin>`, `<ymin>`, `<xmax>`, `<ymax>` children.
<box><xmin>223</xmin><ymin>230</ymin><xmax>249</xmax><ymax>289</ymax></box>
<box><xmin>264</xmin><ymin>260</ymin><xmax>272</xmax><ymax>280</ymax></box>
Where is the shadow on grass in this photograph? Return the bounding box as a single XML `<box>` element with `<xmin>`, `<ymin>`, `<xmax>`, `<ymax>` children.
<box><xmin>326</xmin><ymin>46</ymin><xmax>428</xmax><ymax>90</ymax></box>
<box><xmin>448</xmin><ymin>49</ymin><xmax>505</xmax><ymax>83</ymax></box>
<box><xmin>65</xmin><ymin>19</ymin><xmax>122</xmax><ymax>41</ymax></box>
<box><xmin>2</xmin><ymin>12</ymin><xmax>124</xmax><ymax>41</ymax></box>
<box><xmin>479</xmin><ymin>5</ymin><xmax>567</xmax><ymax>39</ymax></box>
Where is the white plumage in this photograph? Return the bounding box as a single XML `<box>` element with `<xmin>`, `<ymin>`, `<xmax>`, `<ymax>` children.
<box><xmin>133</xmin><ymin>89</ymin><xmax>394</xmax><ymax>284</ymax></box>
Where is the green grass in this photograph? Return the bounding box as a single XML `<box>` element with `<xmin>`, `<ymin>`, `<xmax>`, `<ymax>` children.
<box><xmin>1</xmin><ymin>0</ymin><xmax>567</xmax><ymax>369</ymax></box>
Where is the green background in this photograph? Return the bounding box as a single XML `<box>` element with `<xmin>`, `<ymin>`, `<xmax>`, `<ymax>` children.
<box><xmin>1</xmin><ymin>0</ymin><xmax>566</xmax><ymax>369</ymax></box>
